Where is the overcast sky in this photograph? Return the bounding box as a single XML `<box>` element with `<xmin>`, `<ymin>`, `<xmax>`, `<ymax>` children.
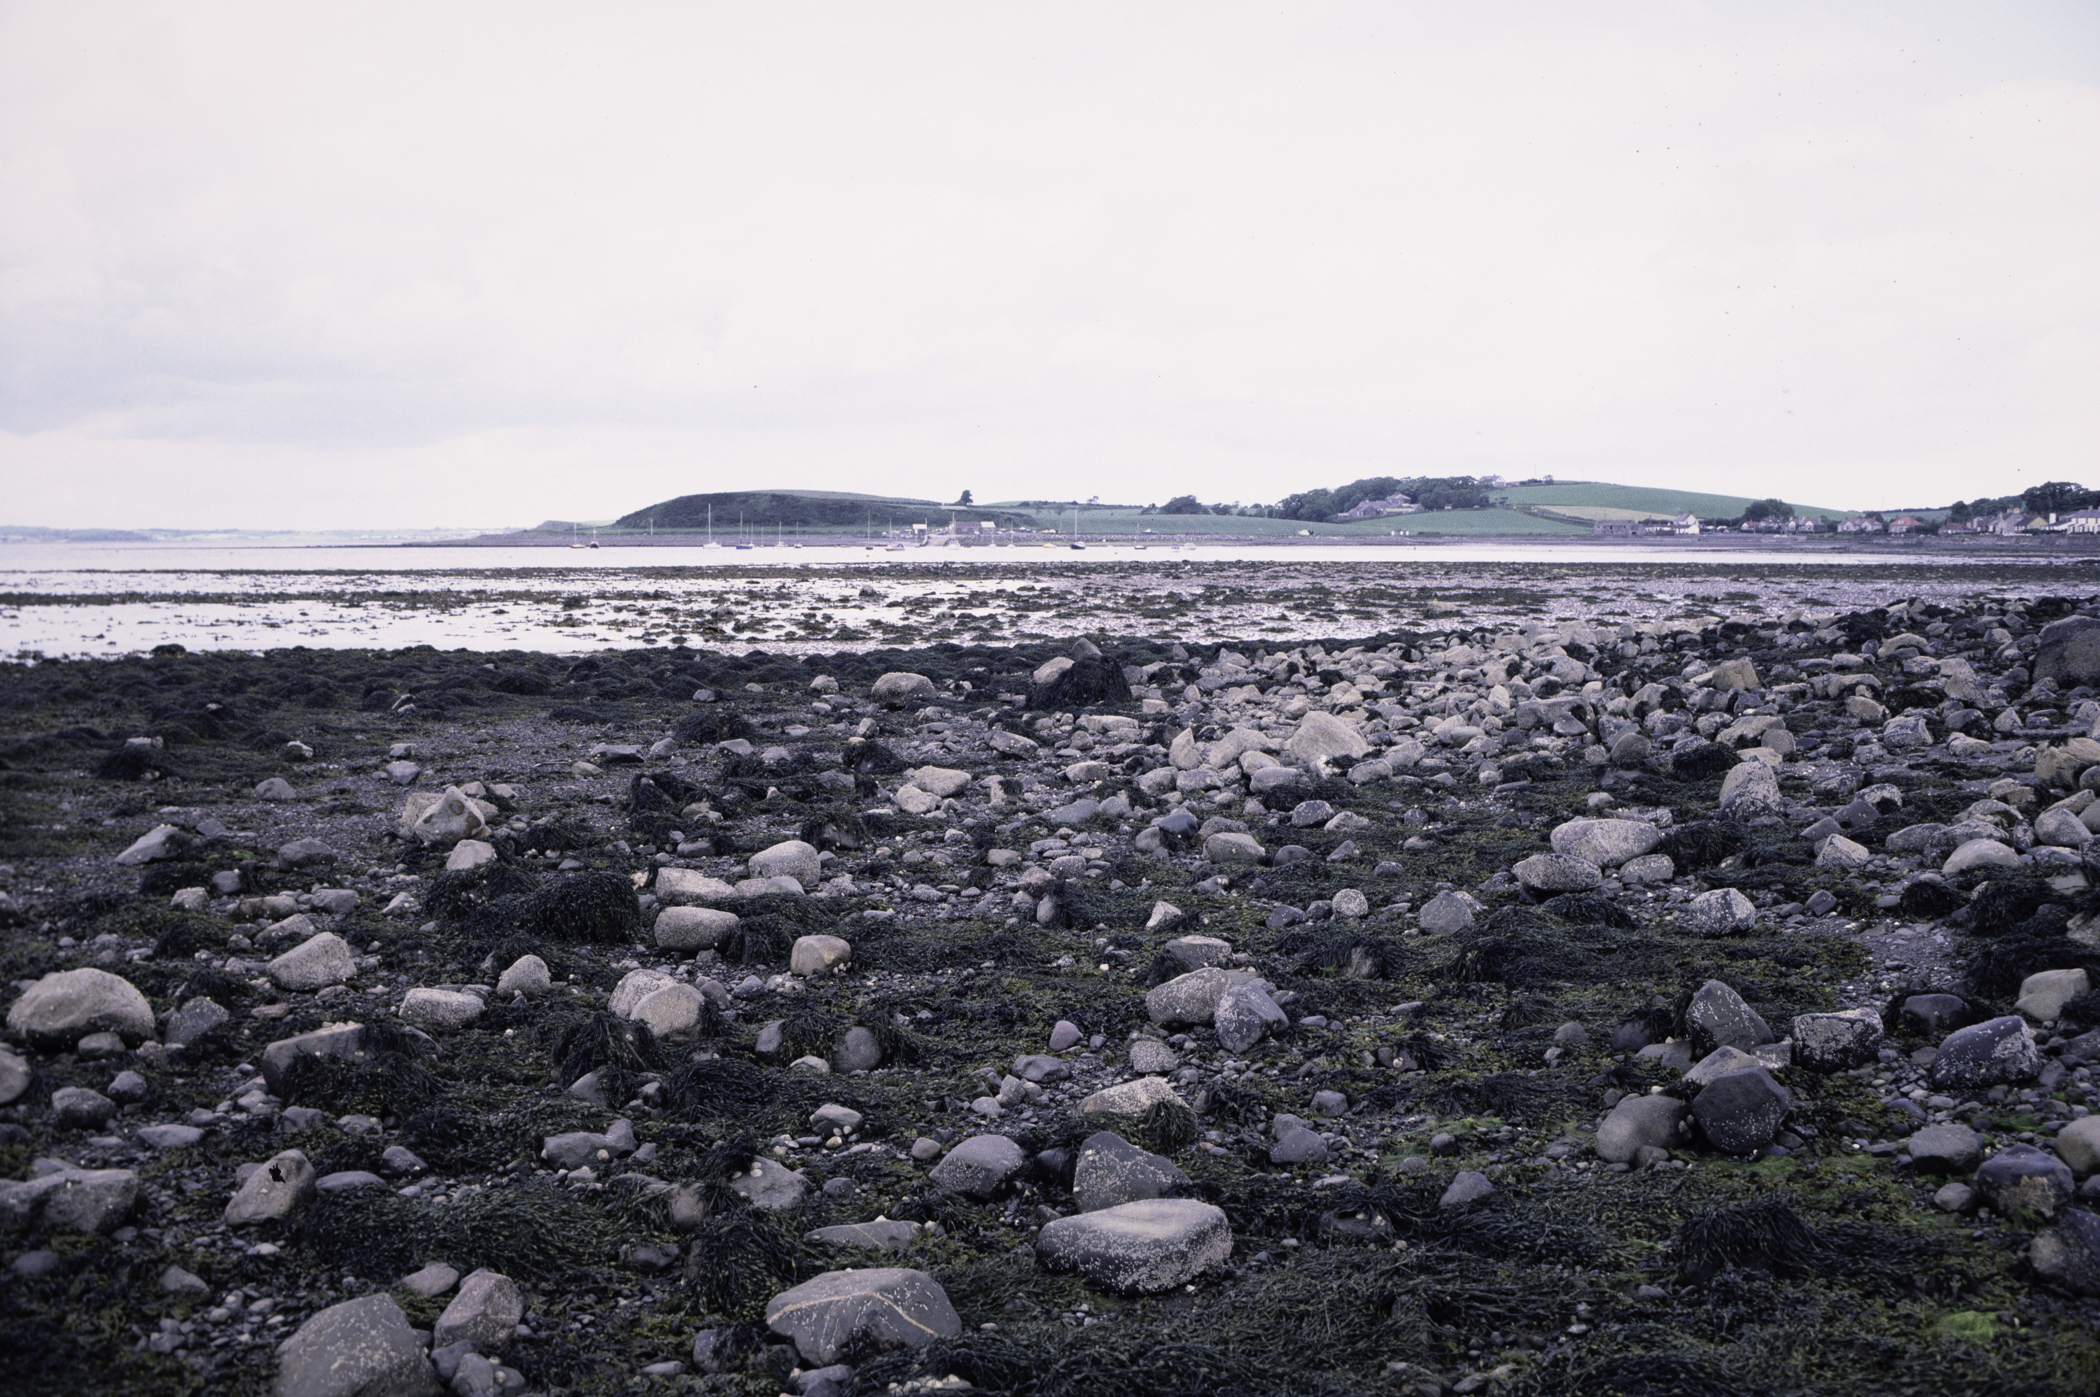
<box><xmin>2</xmin><ymin>3</ymin><xmax>2095</xmax><ymax>528</ymax></box>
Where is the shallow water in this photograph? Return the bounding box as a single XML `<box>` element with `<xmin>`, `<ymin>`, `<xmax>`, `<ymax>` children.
<box><xmin>0</xmin><ymin>539</ymin><xmax>2079</xmax><ymax>660</ymax></box>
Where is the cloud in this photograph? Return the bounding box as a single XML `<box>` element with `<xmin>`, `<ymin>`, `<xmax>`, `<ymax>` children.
<box><xmin>1</xmin><ymin>1</ymin><xmax>2095</xmax><ymax>526</ymax></box>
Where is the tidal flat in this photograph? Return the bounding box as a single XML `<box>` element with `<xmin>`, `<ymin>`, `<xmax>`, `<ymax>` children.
<box><xmin>2</xmin><ymin>558</ymin><xmax>2100</xmax><ymax>1395</ymax></box>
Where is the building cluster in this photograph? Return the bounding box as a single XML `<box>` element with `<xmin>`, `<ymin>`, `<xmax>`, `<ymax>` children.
<box><xmin>1339</xmin><ymin>493</ymin><xmax>1423</xmax><ymax>520</ymax></box>
<box><xmin>1941</xmin><ymin>509</ymin><xmax>2100</xmax><ymax>536</ymax></box>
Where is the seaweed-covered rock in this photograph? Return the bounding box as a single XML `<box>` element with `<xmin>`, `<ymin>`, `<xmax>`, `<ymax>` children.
<box><xmin>1035</xmin><ymin>1199</ymin><xmax>1232</xmax><ymax>1293</ymax></box>
<box><xmin>261</xmin><ymin>1023</ymin><xmax>371</xmax><ymax>1095</ymax></box>
<box><xmin>275</xmin><ymin>1293</ymin><xmax>441</xmax><ymax>1397</ymax></box>
<box><xmin>1684</xmin><ymin>980</ymin><xmax>1772</xmax><ymax>1056</ymax></box>
<box><xmin>928</xmin><ymin>1134</ymin><xmax>1025</xmax><ymax>1198</ymax></box>
<box><xmin>1073</xmin><ymin>1132</ymin><xmax>1189</xmax><ymax>1213</ymax></box>
<box><xmin>1595</xmin><ymin>1095</ymin><xmax>1687</xmax><ymax>1163</ymax></box>
<box><xmin>2031</xmin><ymin>1209</ymin><xmax>2100</xmax><ymax>1295</ymax></box>
<box><xmin>1930</xmin><ymin>1016</ymin><xmax>2040</xmax><ymax>1090</ymax></box>
<box><xmin>6</xmin><ymin>968</ymin><xmax>155</xmax><ymax>1047</ymax></box>
<box><xmin>765</xmin><ymin>1268</ymin><xmax>960</xmax><ymax>1365</ymax></box>
<box><xmin>1790</xmin><ymin>1008</ymin><xmax>1884</xmax><ymax>1071</ymax></box>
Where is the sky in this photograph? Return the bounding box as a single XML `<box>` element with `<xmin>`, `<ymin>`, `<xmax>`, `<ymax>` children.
<box><xmin>1</xmin><ymin>2</ymin><xmax>2096</xmax><ymax>528</ymax></box>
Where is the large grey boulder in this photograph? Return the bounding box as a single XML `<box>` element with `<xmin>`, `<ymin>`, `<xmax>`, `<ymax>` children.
<box><xmin>765</xmin><ymin>1268</ymin><xmax>960</xmax><ymax>1365</ymax></box>
<box><xmin>1930</xmin><ymin>1016</ymin><xmax>2040</xmax><ymax>1090</ymax></box>
<box><xmin>1550</xmin><ymin>819</ymin><xmax>1662</xmax><ymax>867</ymax></box>
<box><xmin>749</xmin><ymin>840</ymin><xmax>822</xmax><ymax>887</ymax></box>
<box><xmin>1146</xmin><ymin>967</ymin><xmax>1234</xmax><ymax>1027</ymax></box>
<box><xmin>268</xmin><ymin>933</ymin><xmax>356</xmax><ymax>992</ymax></box>
<box><xmin>870</xmin><ymin>672</ymin><xmax>937</xmax><ymax>706</ymax></box>
<box><xmin>1595</xmin><ymin>1095</ymin><xmax>1688</xmax><ymax>1163</ymax></box>
<box><xmin>1684</xmin><ymin>980</ymin><xmax>1772</xmax><ymax>1056</ymax></box>
<box><xmin>274</xmin><ymin>1293</ymin><xmax>440</xmax><ymax>1397</ymax></box>
<box><xmin>164</xmin><ymin>996</ymin><xmax>232</xmax><ymax>1048</ymax></box>
<box><xmin>1284</xmin><ymin>712</ymin><xmax>1370</xmax><ymax>766</ymax></box>
<box><xmin>1680</xmin><ymin>888</ymin><xmax>1757</xmax><ymax>937</ymax></box>
<box><xmin>0</xmin><ymin>1048</ymin><xmax>29</xmax><ymax>1106</ymax></box>
<box><xmin>2031</xmin><ymin>1209</ymin><xmax>2100</xmax><ymax>1295</ymax></box>
<box><xmin>1908</xmin><ymin>1124</ymin><xmax>1985</xmax><ymax>1174</ymax></box>
<box><xmin>1417</xmin><ymin>891</ymin><xmax>1478</xmax><ymax>935</ymax></box>
<box><xmin>1</xmin><ymin>1160</ymin><xmax>139</xmax><ymax>1234</ymax></box>
<box><xmin>1073</xmin><ymin>1132</ymin><xmax>1189</xmax><ymax>1213</ymax></box>
<box><xmin>1791</xmin><ymin>1008</ymin><xmax>1884</xmax><ymax>1071</ymax></box>
<box><xmin>432</xmin><ymin>1268</ymin><xmax>523</xmax><ymax>1348</ymax></box>
<box><xmin>261</xmin><ymin>1023</ymin><xmax>371</xmax><ymax>1096</ymax></box>
<box><xmin>1203</xmin><ymin>832</ymin><xmax>1265</xmax><ymax>864</ymax></box>
<box><xmin>1717</xmin><ymin>761</ymin><xmax>1783</xmax><ymax>817</ymax></box>
<box><xmin>790</xmin><ymin>935</ymin><xmax>852</xmax><ymax>978</ymax></box>
<box><xmin>2017</xmin><ymin>969</ymin><xmax>2091</xmax><ymax>1023</ymax></box>
<box><xmin>7</xmin><ymin>968</ymin><xmax>156</xmax><ymax>1047</ymax></box>
<box><xmin>728</xmin><ymin>1157</ymin><xmax>809</xmax><ymax>1210</ymax></box>
<box><xmin>654</xmin><ymin>905</ymin><xmax>740</xmax><ymax>951</ymax></box>
<box><xmin>115</xmin><ymin>824</ymin><xmax>190</xmax><ymax>865</ymax></box>
<box><xmin>225</xmin><ymin>1149</ymin><xmax>317</xmax><ymax>1225</ymax></box>
<box><xmin>928</xmin><ymin>1134</ymin><xmax>1025</xmax><ymax>1198</ymax></box>
<box><xmin>1512</xmin><ymin>853</ymin><xmax>1603</xmax><ymax>893</ymax></box>
<box><xmin>398</xmin><ymin>989</ymin><xmax>483</xmax><ymax>1034</ymax></box>
<box><xmin>1035</xmin><ymin>1199</ymin><xmax>1232</xmax><ymax>1292</ymax></box>
<box><xmin>1691</xmin><ymin>1067</ymin><xmax>1791</xmax><ymax>1154</ymax></box>
<box><xmin>806</xmin><ymin>1220</ymin><xmax>924</xmax><ymax>1252</ymax></box>
<box><xmin>1077</xmin><ymin>1077</ymin><xmax>1189</xmax><ymax>1126</ymax></box>
<box><xmin>2035</xmin><ymin>616</ymin><xmax>2100</xmax><ymax>688</ymax></box>
<box><xmin>1160</xmin><ymin>933</ymin><xmax>1227</xmax><ymax>969</ymax></box>
<box><xmin>1213</xmin><ymin>982</ymin><xmax>1287</xmax><ymax>1053</ymax></box>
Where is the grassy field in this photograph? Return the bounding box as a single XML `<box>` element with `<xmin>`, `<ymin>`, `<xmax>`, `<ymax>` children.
<box><xmin>1499</xmin><ymin>481</ymin><xmax>1847</xmax><ymax>521</ymax></box>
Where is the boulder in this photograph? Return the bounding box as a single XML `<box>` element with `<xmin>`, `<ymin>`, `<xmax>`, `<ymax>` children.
<box><xmin>1717</xmin><ymin>761</ymin><xmax>1783</xmax><ymax>817</ymax></box>
<box><xmin>6</xmin><ymin>968</ymin><xmax>156</xmax><ymax>1047</ymax></box>
<box><xmin>1790</xmin><ymin>1008</ymin><xmax>1884</xmax><ymax>1071</ymax></box>
<box><xmin>749</xmin><ymin>839</ymin><xmax>822</xmax><ymax>887</ymax></box>
<box><xmin>1073</xmin><ymin>1131</ymin><xmax>1189</xmax><ymax>1212</ymax></box>
<box><xmin>870</xmin><ymin>672</ymin><xmax>937</xmax><ymax>706</ymax></box>
<box><xmin>1145</xmin><ymin>967</ymin><xmax>1234</xmax><ymax>1027</ymax></box>
<box><xmin>928</xmin><ymin>1134</ymin><xmax>1026</xmax><ymax>1198</ymax></box>
<box><xmin>51</xmin><ymin>1086</ymin><xmax>117</xmax><ymax>1129</ymax></box>
<box><xmin>2017</xmin><ymin>969</ymin><xmax>2091</xmax><ymax>1023</ymax></box>
<box><xmin>1681</xmin><ymin>888</ymin><xmax>1757</xmax><ymax>937</ymax></box>
<box><xmin>728</xmin><ymin>1157</ymin><xmax>810</xmax><ymax>1210</ymax></box>
<box><xmin>260</xmin><ymin>1023</ymin><xmax>372</xmax><ymax>1095</ymax></box>
<box><xmin>1908</xmin><ymin>1124</ymin><xmax>1985</xmax><ymax>1174</ymax></box>
<box><xmin>1931</xmin><ymin>1016</ymin><xmax>2040</xmax><ymax>1090</ymax></box>
<box><xmin>0</xmin><ymin>1048</ymin><xmax>29</xmax><ymax>1106</ymax></box>
<box><xmin>1213</xmin><ymin>982</ymin><xmax>1288</xmax><ymax>1053</ymax></box>
<box><xmin>1203</xmin><ymin>832</ymin><xmax>1265</xmax><ymax>864</ymax></box>
<box><xmin>114</xmin><ymin>824</ymin><xmax>191</xmax><ymax>865</ymax></box>
<box><xmin>913</xmin><ymin>766</ymin><xmax>972</xmax><ymax>798</ymax></box>
<box><xmin>2031</xmin><ymin>1209</ymin><xmax>2100</xmax><ymax>1295</ymax></box>
<box><xmin>225</xmin><ymin>1149</ymin><xmax>317</xmax><ymax>1225</ymax></box>
<box><xmin>1</xmin><ymin>1161</ymin><xmax>139</xmax><ymax>1234</ymax></box>
<box><xmin>1595</xmin><ymin>1095</ymin><xmax>1688</xmax><ymax>1163</ymax></box>
<box><xmin>765</xmin><ymin>1268</ymin><xmax>961</xmax><ymax>1365</ymax></box>
<box><xmin>632</xmin><ymin>984</ymin><xmax>710</xmax><ymax>1041</ymax></box>
<box><xmin>2037</xmin><ymin>807</ymin><xmax>2095</xmax><ymax>848</ymax></box>
<box><xmin>1549</xmin><ymin>818</ymin><xmax>1662</xmax><ymax>867</ymax></box>
<box><xmin>1160</xmin><ymin>933</ymin><xmax>1228</xmax><ymax>969</ymax></box>
<box><xmin>275</xmin><ymin>1293</ymin><xmax>442</xmax><ymax>1397</ymax></box>
<box><xmin>1684</xmin><ymin>980</ymin><xmax>1772</xmax><ymax>1056</ymax></box>
<box><xmin>1284</xmin><ymin>712</ymin><xmax>1370</xmax><ymax>766</ymax></box>
<box><xmin>402</xmin><ymin>787</ymin><xmax>489</xmax><ymax>847</ymax></box>
<box><xmin>1690</xmin><ymin>1067</ymin><xmax>1791</xmax><ymax>1154</ymax></box>
<box><xmin>1417</xmin><ymin>890</ymin><xmax>1478</xmax><ymax>935</ymax></box>
<box><xmin>790</xmin><ymin>935</ymin><xmax>852</xmax><ymax>978</ymax></box>
<box><xmin>2054</xmin><ymin>1116</ymin><xmax>2100</xmax><ymax>1175</ymax></box>
<box><xmin>432</xmin><ymin>1268</ymin><xmax>523</xmax><ymax>1348</ymax></box>
<box><xmin>2036</xmin><ymin>617</ymin><xmax>2100</xmax><ymax>689</ymax></box>
<box><xmin>1034</xmin><ymin>1199</ymin><xmax>1232</xmax><ymax>1292</ymax></box>
<box><xmin>268</xmin><ymin>933</ymin><xmax>357</xmax><ymax>992</ymax></box>
<box><xmin>654</xmin><ymin>905</ymin><xmax>740</xmax><ymax>951</ymax></box>
<box><xmin>1816</xmin><ymin>834</ymin><xmax>1873</xmax><ymax>867</ymax></box>
<box><xmin>1974</xmin><ymin>1144</ymin><xmax>2074</xmax><ymax>1218</ymax></box>
<box><xmin>1077</xmin><ymin>1077</ymin><xmax>1189</xmax><ymax>1126</ymax></box>
<box><xmin>654</xmin><ymin>868</ymin><xmax>738</xmax><ymax>905</ymax></box>
<box><xmin>806</xmin><ymin>1220</ymin><xmax>923</xmax><ymax>1251</ymax></box>
<box><xmin>398</xmin><ymin>989</ymin><xmax>483</xmax><ymax>1034</ymax></box>
<box><xmin>1944</xmin><ymin>839</ymin><xmax>2020</xmax><ymax>876</ymax></box>
<box><xmin>1439</xmin><ymin>1171</ymin><xmax>1496</xmax><ymax>1208</ymax></box>
<box><xmin>495</xmin><ymin>955</ymin><xmax>551</xmax><ymax>998</ymax></box>
<box><xmin>1512</xmin><ymin>853</ymin><xmax>1603</xmax><ymax>893</ymax></box>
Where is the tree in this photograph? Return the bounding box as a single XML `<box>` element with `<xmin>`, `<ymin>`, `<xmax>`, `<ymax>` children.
<box><xmin>1948</xmin><ymin>500</ymin><xmax>1973</xmax><ymax>521</ymax></box>
<box><xmin>1742</xmin><ymin>498</ymin><xmax>1789</xmax><ymax>522</ymax></box>
<box><xmin>1161</xmin><ymin>495</ymin><xmax>1205</xmax><ymax>515</ymax></box>
<box><xmin>2023</xmin><ymin>481</ymin><xmax>2099</xmax><ymax>515</ymax></box>
<box><xmin>953</xmin><ymin>489</ymin><xmax>973</xmax><ymax>506</ymax></box>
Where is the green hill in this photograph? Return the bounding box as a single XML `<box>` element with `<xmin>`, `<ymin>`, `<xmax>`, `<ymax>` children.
<box><xmin>1498</xmin><ymin>482</ymin><xmax>1848</xmax><ymax>522</ymax></box>
<box><xmin>606</xmin><ymin>490</ymin><xmax>1034</xmax><ymax>533</ymax></box>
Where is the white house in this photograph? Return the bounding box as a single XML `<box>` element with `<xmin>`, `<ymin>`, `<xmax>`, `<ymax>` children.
<box><xmin>1671</xmin><ymin>513</ymin><xmax>1700</xmax><ymax>536</ymax></box>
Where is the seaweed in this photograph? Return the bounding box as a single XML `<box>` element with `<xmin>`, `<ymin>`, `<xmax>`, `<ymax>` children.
<box><xmin>551</xmin><ymin>1009</ymin><xmax>669</xmax><ymax>1085</ymax></box>
<box><xmin>520</xmin><ymin>870</ymin><xmax>643</xmax><ymax>942</ymax></box>
<box><xmin>673</xmin><ymin>706</ymin><xmax>756</xmax><ymax>744</ymax></box>
<box><xmin>1658</xmin><ymin>821</ymin><xmax>1747</xmax><ymax>873</ymax></box>
<box><xmin>1027</xmin><ymin>655</ymin><xmax>1135</xmax><ymax>712</ymax></box>
<box><xmin>682</xmin><ymin>1207</ymin><xmax>813</xmax><ymax>1322</ymax></box>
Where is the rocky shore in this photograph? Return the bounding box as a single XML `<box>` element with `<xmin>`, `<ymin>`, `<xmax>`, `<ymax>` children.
<box><xmin>6</xmin><ymin>591</ymin><xmax>2100</xmax><ymax>1395</ymax></box>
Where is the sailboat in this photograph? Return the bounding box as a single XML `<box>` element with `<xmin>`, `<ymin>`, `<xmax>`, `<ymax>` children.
<box><xmin>1069</xmin><ymin>507</ymin><xmax>1086</xmax><ymax>550</ymax></box>
<box><xmin>568</xmin><ymin>523</ymin><xmax>586</xmax><ymax>549</ymax></box>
